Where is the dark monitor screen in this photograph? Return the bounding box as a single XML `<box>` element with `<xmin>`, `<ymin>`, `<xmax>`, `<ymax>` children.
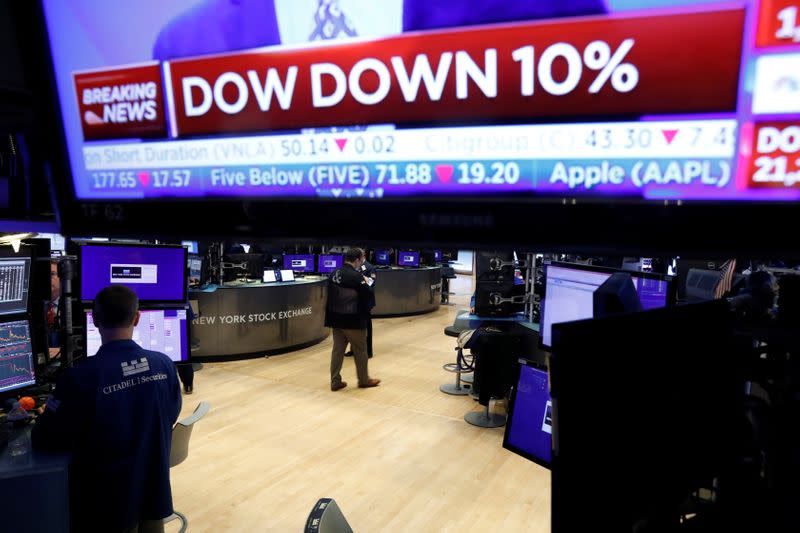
<box><xmin>398</xmin><ymin>251</ymin><xmax>420</xmax><ymax>268</ymax></box>
<box><xmin>0</xmin><ymin>258</ymin><xmax>31</xmax><ymax>316</ymax></box>
<box><xmin>503</xmin><ymin>362</ymin><xmax>552</xmax><ymax>469</ymax></box>
<box><xmin>318</xmin><ymin>254</ymin><xmax>343</xmax><ymax>274</ymax></box>
<box><xmin>86</xmin><ymin>308</ymin><xmax>189</xmax><ymax>362</ymax></box>
<box><xmin>80</xmin><ymin>244</ymin><xmax>187</xmax><ymax>303</ymax></box>
<box><xmin>374</xmin><ymin>250</ymin><xmax>391</xmax><ymax>266</ymax></box>
<box><xmin>540</xmin><ymin>262</ymin><xmax>673</xmax><ymax>349</ymax></box>
<box><xmin>283</xmin><ymin>254</ymin><xmax>315</xmax><ymax>272</ymax></box>
<box><xmin>0</xmin><ymin>318</ymin><xmax>36</xmax><ymax>393</ymax></box>
<box><xmin>549</xmin><ymin>301</ymin><xmax>742</xmax><ymax>531</ymax></box>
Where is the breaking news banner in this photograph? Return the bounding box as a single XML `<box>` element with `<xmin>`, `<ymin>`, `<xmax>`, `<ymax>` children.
<box><xmin>40</xmin><ymin>0</ymin><xmax>800</xmax><ymax>202</ymax></box>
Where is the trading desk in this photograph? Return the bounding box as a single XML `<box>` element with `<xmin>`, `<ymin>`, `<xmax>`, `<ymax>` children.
<box><xmin>190</xmin><ymin>277</ymin><xmax>328</xmax><ymax>361</ymax></box>
<box><xmin>372</xmin><ymin>266</ymin><xmax>442</xmax><ymax>317</ymax></box>
<box><xmin>0</xmin><ymin>426</ymin><xmax>71</xmax><ymax>533</ymax></box>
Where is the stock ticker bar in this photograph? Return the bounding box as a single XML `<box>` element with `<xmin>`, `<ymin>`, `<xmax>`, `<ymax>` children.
<box><xmin>82</xmin><ymin>120</ymin><xmax>738</xmax><ymax>199</ymax></box>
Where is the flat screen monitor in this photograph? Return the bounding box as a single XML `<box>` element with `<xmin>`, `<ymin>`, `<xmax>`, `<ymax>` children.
<box><xmin>80</xmin><ymin>244</ymin><xmax>187</xmax><ymax>303</ymax></box>
<box><xmin>374</xmin><ymin>250</ymin><xmax>391</xmax><ymax>266</ymax></box>
<box><xmin>398</xmin><ymin>251</ymin><xmax>420</xmax><ymax>268</ymax></box>
<box><xmin>0</xmin><ymin>258</ymin><xmax>31</xmax><ymax>316</ymax></box>
<box><xmin>540</xmin><ymin>262</ymin><xmax>673</xmax><ymax>349</ymax></box>
<box><xmin>318</xmin><ymin>254</ymin><xmax>343</xmax><ymax>274</ymax></box>
<box><xmin>279</xmin><ymin>269</ymin><xmax>295</xmax><ymax>282</ymax></box>
<box><xmin>0</xmin><ymin>318</ymin><xmax>36</xmax><ymax>393</ymax></box>
<box><xmin>181</xmin><ymin>241</ymin><xmax>198</xmax><ymax>254</ymax></box>
<box><xmin>503</xmin><ymin>362</ymin><xmax>553</xmax><ymax>469</ymax></box>
<box><xmin>434</xmin><ymin>250</ymin><xmax>442</xmax><ymax>263</ymax></box>
<box><xmin>188</xmin><ymin>254</ymin><xmax>202</xmax><ymax>286</ymax></box>
<box><xmin>35</xmin><ymin>0</ymin><xmax>800</xmax><ymax>254</ymax></box>
<box><xmin>283</xmin><ymin>254</ymin><xmax>315</xmax><ymax>272</ymax></box>
<box><xmin>85</xmin><ymin>308</ymin><xmax>189</xmax><ymax>362</ymax></box>
<box><xmin>549</xmin><ymin>301</ymin><xmax>742</xmax><ymax>531</ymax></box>
<box><xmin>263</xmin><ymin>270</ymin><xmax>277</xmax><ymax>283</ymax></box>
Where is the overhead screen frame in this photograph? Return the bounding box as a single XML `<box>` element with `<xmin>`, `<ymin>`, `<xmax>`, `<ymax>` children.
<box><xmin>76</xmin><ymin>241</ymin><xmax>188</xmax><ymax>304</ymax></box>
<box><xmin>19</xmin><ymin>1</ymin><xmax>800</xmax><ymax>256</ymax></box>
<box><xmin>539</xmin><ymin>260</ymin><xmax>676</xmax><ymax>350</ymax></box>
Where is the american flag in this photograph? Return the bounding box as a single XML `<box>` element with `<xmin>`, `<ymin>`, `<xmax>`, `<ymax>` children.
<box><xmin>714</xmin><ymin>259</ymin><xmax>737</xmax><ymax>299</ymax></box>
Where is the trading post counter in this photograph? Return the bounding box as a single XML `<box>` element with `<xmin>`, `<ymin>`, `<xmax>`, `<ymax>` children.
<box><xmin>372</xmin><ymin>266</ymin><xmax>442</xmax><ymax>317</ymax></box>
<box><xmin>190</xmin><ymin>277</ymin><xmax>328</xmax><ymax>361</ymax></box>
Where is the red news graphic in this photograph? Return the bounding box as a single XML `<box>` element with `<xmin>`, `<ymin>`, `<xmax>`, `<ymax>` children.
<box><xmin>756</xmin><ymin>0</ymin><xmax>800</xmax><ymax>48</ymax></box>
<box><xmin>748</xmin><ymin>122</ymin><xmax>800</xmax><ymax>188</ymax></box>
<box><xmin>74</xmin><ymin>63</ymin><xmax>167</xmax><ymax>140</ymax></box>
<box><xmin>163</xmin><ymin>7</ymin><xmax>744</xmax><ymax>138</ymax></box>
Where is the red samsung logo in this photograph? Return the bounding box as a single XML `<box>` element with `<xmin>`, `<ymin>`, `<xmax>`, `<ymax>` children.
<box><xmin>74</xmin><ymin>63</ymin><xmax>167</xmax><ymax>140</ymax></box>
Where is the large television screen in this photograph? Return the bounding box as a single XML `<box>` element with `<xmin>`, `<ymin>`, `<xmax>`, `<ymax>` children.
<box><xmin>80</xmin><ymin>244</ymin><xmax>187</xmax><ymax>302</ymax></box>
<box><xmin>38</xmin><ymin>0</ymin><xmax>800</xmax><ymax>203</ymax></box>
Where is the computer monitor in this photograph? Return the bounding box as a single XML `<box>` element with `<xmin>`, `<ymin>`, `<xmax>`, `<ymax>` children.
<box><xmin>226</xmin><ymin>253</ymin><xmax>265</xmax><ymax>280</ymax></box>
<box><xmin>263</xmin><ymin>270</ymin><xmax>277</xmax><ymax>283</ymax></box>
<box><xmin>374</xmin><ymin>250</ymin><xmax>391</xmax><ymax>266</ymax></box>
<box><xmin>540</xmin><ymin>262</ymin><xmax>674</xmax><ymax>349</ymax></box>
<box><xmin>181</xmin><ymin>241</ymin><xmax>199</xmax><ymax>254</ymax></box>
<box><xmin>279</xmin><ymin>270</ymin><xmax>295</xmax><ymax>282</ymax></box>
<box><xmin>283</xmin><ymin>254</ymin><xmax>315</xmax><ymax>272</ymax></box>
<box><xmin>79</xmin><ymin>244</ymin><xmax>187</xmax><ymax>303</ymax></box>
<box><xmin>503</xmin><ymin>361</ymin><xmax>552</xmax><ymax>469</ymax></box>
<box><xmin>550</xmin><ymin>301</ymin><xmax>743</xmax><ymax>531</ymax></box>
<box><xmin>318</xmin><ymin>255</ymin><xmax>343</xmax><ymax>274</ymax></box>
<box><xmin>188</xmin><ymin>254</ymin><xmax>202</xmax><ymax>287</ymax></box>
<box><xmin>398</xmin><ymin>251</ymin><xmax>420</xmax><ymax>268</ymax></box>
<box><xmin>0</xmin><ymin>257</ymin><xmax>31</xmax><ymax>315</ymax></box>
<box><xmin>85</xmin><ymin>308</ymin><xmax>189</xmax><ymax>362</ymax></box>
<box><xmin>0</xmin><ymin>317</ymin><xmax>36</xmax><ymax>393</ymax></box>
<box><xmin>434</xmin><ymin>250</ymin><xmax>442</xmax><ymax>263</ymax></box>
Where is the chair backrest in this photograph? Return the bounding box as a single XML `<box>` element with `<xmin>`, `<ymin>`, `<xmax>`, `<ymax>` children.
<box><xmin>170</xmin><ymin>402</ymin><xmax>210</xmax><ymax>468</ymax></box>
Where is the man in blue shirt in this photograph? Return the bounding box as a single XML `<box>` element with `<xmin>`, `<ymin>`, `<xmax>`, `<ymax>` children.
<box><xmin>33</xmin><ymin>286</ymin><xmax>182</xmax><ymax>533</ymax></box>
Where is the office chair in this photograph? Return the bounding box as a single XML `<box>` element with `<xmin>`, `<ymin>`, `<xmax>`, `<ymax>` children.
<box><xmin>164</xmin><ymin>402</ymin><xmax>211</xmax><ymax>533</ymax></box>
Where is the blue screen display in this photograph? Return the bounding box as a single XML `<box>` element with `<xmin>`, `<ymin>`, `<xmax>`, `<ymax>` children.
<box><xmin>283</xmin><ymin>254</ymin><xmax>315</xmax><ymax>272</ymax></box>
<box><xmin>80</xmin><ymin>245</ymin><xmax>186</xmax><ymax>302</ymax></box>
<box><xmin>505</xmin><ymin>365</ymin><xmax>552</xmax><ymax>466</ymax></box>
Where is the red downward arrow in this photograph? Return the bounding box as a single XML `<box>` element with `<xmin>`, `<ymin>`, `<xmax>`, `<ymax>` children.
<box><xmin>335</xmin><ymin>138</ymin><xmax>348</xmax><ymax>152</ymax></box>
<box><xmin>661</xmin><ymin>129</ymin><xmax>679</xmax><ymax>145</ymax></box>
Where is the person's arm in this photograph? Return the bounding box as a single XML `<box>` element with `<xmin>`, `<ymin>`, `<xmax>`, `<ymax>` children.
<box><xmin>32</xmin><ymin>369</ymin><xmax>83</xmax><ymax>452</ymax></box>
<box><xmin>337</xmin><ymin>269</ymin><xmax>368</xmax><ymax>290</ymax></box>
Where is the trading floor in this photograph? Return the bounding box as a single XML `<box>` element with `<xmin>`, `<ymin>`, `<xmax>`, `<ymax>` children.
<box><xmin>168</xmin><ymin>275</ymin><xmax>550</xmax><ymax>532</ymax></box>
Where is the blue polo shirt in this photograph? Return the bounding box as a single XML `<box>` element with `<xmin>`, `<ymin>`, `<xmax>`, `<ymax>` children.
<box><xmin>33</xmin><ymin>340</ymin><xmax>182</xmax><ymax>531</ymax></box>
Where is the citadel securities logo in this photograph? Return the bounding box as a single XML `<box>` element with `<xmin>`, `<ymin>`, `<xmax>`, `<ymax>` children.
<box><xmin>74</xmin><ymin>62</ymin><xmax>167</xmax><ymax>140</ymax></box>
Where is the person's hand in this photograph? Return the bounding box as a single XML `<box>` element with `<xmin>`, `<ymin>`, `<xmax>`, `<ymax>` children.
<box><xmin>49</xmin><ymin>347</ymin><xmax>60</xmax><ymax>359</ymax></box>
<box><xmin>363</xmin><ymin>276</ymin><xmax>370</xmax><ymax>283</ymax></box>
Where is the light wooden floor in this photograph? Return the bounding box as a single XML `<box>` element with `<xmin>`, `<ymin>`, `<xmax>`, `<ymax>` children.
<box><xmin>169</xmin><ymin>275</ymin><xmax>550</xmax><ymax>532</ymax></box>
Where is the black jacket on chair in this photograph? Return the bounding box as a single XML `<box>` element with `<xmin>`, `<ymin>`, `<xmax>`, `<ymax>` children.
<box><xmin>325</xmin><ymin>264</ymin><xmax>372</xmax><ymax>330</ymax></box>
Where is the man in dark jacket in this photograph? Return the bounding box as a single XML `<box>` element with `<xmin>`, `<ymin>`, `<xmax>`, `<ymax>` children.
<box><xmin>33</xmin><ymin>286</ymin><xmax>182</xmax><ymax>533</ymax></box>
<box><xmin>346</xmin><ymin>249</ymin><xmax>377</xmax><ymax>358</ymax></box>
<box><xmin>325</xmin><ymin>247</ymin><xmax>381</xmax><ymax>391</ymax></box>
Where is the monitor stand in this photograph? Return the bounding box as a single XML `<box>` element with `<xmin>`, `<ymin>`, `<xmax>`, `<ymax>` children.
<box><xmin>465</xmin><ymin>403</ymin><xmax>506</xmax><ymax>428</ymax></box>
